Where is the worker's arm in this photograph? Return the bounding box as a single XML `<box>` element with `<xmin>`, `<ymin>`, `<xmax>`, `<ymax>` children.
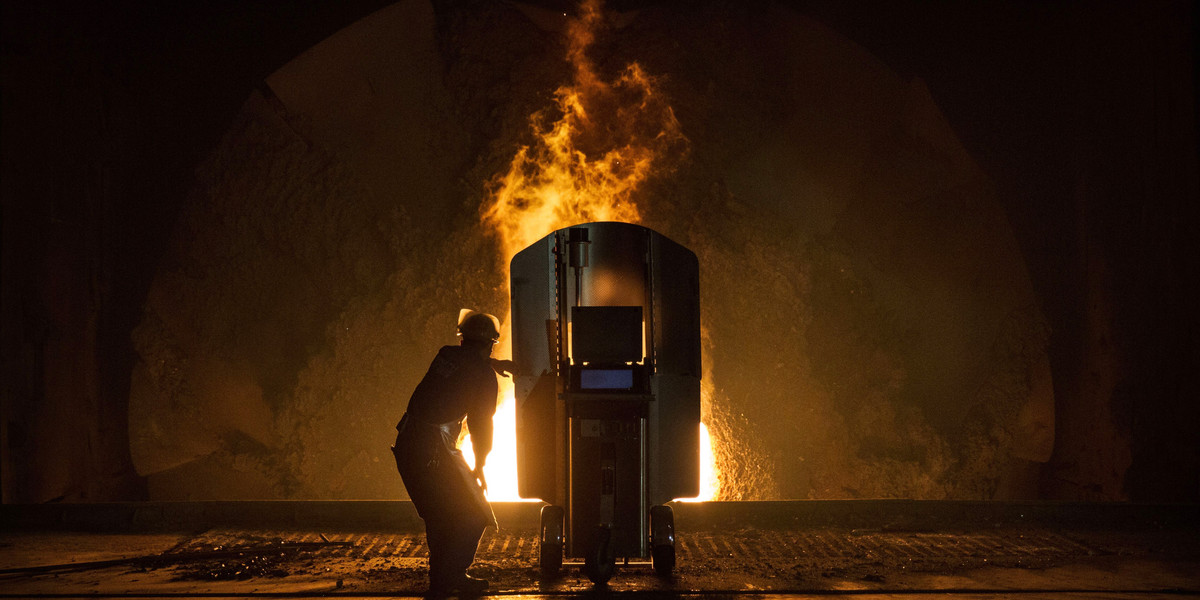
<box><xmin>489</xmin><ymin>358</ymin><xmax>515</xmax><ymax>378</ymax></box>
<box><xmin>467</xmin><ymin>380</ymin><xmax>498</xmax><ymax>490</ymax></box>
<box><xmin>469</xmin><ymin>416</ymin><xmax>493</xmax><ymax>470</ymax></box>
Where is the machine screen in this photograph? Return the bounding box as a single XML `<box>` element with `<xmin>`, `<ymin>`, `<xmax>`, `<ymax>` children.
<box><xmin>580</xmin><ymin>368</ymin><xmax>634</xmax><ymax>390</ymax></box>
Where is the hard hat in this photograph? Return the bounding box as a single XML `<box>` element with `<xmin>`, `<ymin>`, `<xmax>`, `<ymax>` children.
<box><xmin>457</xmin><ymin>309</ymin><xmax>501</xmax><ymax>343</ymax></box>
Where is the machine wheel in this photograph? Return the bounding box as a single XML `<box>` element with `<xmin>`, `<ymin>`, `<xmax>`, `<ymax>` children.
<box><xmin>650</xmin><ymin>504</ymin><xmax>676</xmax><ymax>577</ymax></box>
<box><xmin>652</xmin><ymin>544</ymin><xmax>675</xmax><ymax>577</ymax></box>
<box><xmin>539</xmin><ymin>505</ymin><xmax>564</xmax><ymax>576</ymax></box>
<box><xmin>583</xmin><ymin>524</ymin><xmax>616</xmax><ymax>585</ymax></box>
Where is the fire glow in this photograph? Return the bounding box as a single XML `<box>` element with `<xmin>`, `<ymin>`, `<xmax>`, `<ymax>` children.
<box><xmin>461</xmin><ymin>0</ymin><xmax>717</xmax><ymax>502</ymax></box>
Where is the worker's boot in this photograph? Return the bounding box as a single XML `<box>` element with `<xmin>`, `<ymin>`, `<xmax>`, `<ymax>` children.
<box><xmin>456</xmin><ymin>575</ymin><xmax>489</xmax><ymax>595</ymax></box>
<box><xmin>427</xmin><ymin>574</ymin><xmax>488</xmax><ymax>598</ymax></box>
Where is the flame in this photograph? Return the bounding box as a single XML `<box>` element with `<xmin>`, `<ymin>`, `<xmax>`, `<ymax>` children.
<box><xmin>464</xmin><ymin>0</ymin><xmax>717</xmax><ymax>502</ymax></box>
<box><xmin>481</xmin><ymin>0</ymin><xmax>684</xmax><ymax>260</ymax></box>
<box><xmin>677</xmin><ymin>422</ymin><xmax>721</xmax><ymax>502</ymax></box>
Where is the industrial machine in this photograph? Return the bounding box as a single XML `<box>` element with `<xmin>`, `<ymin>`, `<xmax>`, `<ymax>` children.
<box><xmin>510</xmin><ymin>222</ymin><xmax>701</xmax><ymax>584</ymax></box>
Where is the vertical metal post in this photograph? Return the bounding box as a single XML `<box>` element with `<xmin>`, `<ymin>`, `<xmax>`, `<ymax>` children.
<box><xmin>568</xmin><ymin>227</ymin><xmax>590</xmax><ymax>309</ymax></box>
<box><xmin>553</xmin><ymin>232</ymin><xmax>568</xmax><ymax>508</ymax></box>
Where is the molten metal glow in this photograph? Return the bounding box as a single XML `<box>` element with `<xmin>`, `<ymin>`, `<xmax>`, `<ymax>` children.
<box><xmin>466</xmin><ymin>0</ymin><xmax>715</xmax><ymax>501</ymax></box>
<box><xmin>677</xmin><ymin>423</ymin><xmax>720</xmax><ymax>502</ymax></box>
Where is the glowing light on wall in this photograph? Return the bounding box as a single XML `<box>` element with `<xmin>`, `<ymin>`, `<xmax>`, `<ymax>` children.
<box><xmin>677</xmin><ymin>423</ymin><xmax>720</xmax><ymax>502</ymax></box>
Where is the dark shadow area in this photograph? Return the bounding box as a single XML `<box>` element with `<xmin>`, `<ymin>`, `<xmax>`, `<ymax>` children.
<box><xmin>2</xmin><ymin>0</ymin><xmax>1196</xmax><ymax>504</ymax></box>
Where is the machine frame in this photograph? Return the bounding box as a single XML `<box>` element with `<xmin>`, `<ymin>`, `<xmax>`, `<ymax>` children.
<box><xmin>510</xmin><ymin>222</ymin><xmax>701</xmax><ymax>583</ymax></box>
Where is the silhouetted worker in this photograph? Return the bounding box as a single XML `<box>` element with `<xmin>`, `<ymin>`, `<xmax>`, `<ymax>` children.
<box><xmin>392</xmin><ymin>310</ymin><xmax>513</xmax><ymax>597</ymax></box>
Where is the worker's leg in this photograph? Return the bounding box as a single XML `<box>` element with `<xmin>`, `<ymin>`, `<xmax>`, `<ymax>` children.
<box><xmin>425</xmin><ymin>518</ymin><xmax>455</xmax><ymax>591</ymax></box>
<box><xmin>426</xmin><ymin>517</ymin><xmax>485</xmax><ymax>591</ymax></box>
<box><xmin>445</xmin><ymin>517</ymin><xmax>485</xmax><ymax>580</ymax></box>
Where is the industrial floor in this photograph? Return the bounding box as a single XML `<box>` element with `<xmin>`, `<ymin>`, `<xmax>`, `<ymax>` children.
<box><xmin>1</xmin><ymin>502</ymin><xmax>1197</xmax><ymax>598</ymax></box>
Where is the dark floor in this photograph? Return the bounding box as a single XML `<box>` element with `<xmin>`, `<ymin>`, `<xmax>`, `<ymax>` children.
<box><xmin>1</xmin><ymin>502</ymin><xmax>1197</xmax><ymax>598</ymax></box>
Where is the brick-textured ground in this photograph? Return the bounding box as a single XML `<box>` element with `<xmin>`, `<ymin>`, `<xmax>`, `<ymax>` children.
<box><xmin>2</xmin><ymin>525</ymin><xmax>1197</xmax><ymax>596</ymax></box>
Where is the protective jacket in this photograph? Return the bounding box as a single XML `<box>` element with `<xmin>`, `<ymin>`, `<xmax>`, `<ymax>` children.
<box><xmin>393</xmin><ymin>345</ymin><xmax>498</xmax><ymax>529</ymax></box>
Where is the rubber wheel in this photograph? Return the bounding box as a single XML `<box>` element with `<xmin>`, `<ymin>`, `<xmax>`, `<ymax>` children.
<box><xmin>652</xmin><ymin>544</ymin><xmax>675</xmax><ymax>577</ymax></box>
<box><xmin>650</xmin><ymin>504</ymin><xmax>676</xmax><ymax>577</ymax></box>
<box><xmin>583</xmin><ymin>524</ymin><xmax>615</xmax><ymax>585</ymax></box>
<box><xmin>538</xmin><ymin>505</ymin><xmax>564</xmax><ymax>576</ymax></box>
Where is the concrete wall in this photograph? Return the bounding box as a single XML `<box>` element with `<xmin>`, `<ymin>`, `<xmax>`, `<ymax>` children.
<box><xmin>2</xmin><ymin>0</ymin><xmax>1196</xmax><ymax>503</ymax></box>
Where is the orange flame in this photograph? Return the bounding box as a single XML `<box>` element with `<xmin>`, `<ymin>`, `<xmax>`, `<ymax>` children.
<box><xmin>481</xmin><ymin>0</ymin><xmax>684</xmax><ymax>260</ymax></box>
<box><xmin>467</xmin><ymin>0</ymin><xmax>715</xmax><ymax>502</ymax></box>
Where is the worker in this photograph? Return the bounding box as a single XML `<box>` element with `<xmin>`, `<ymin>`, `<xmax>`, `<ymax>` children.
<box><xmin>392</xmin><ymin>310</ymin><xmax>514</xmax><ymax>597</ymax></box>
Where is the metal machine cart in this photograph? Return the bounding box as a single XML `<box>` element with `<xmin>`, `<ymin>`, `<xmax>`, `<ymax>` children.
<box><xmin>509</xmin><ymin>222</ymin><xmax>701</xmax><ymax>584</ymax></box>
